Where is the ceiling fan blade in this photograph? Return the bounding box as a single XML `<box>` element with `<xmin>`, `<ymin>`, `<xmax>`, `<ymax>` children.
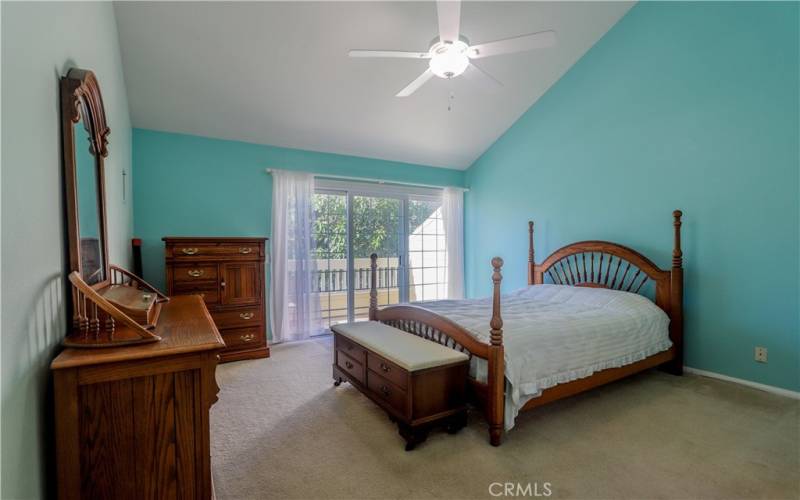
<box><xmin>464</xmin><ymin>63</ymin><xmax>503</xmax><ymax>91</ymax></box>
<box><xmin>348</xmin><ymin>50</ymin><xmax>430</xmax><ymax>59</ymax></box>
<box><xmin>469</xmin><ymin>30</ymin><xmax>557</xmax><ymax>59</ymax></box>
<box><xmin>436</xmin><ymin>0</ymin><xmax>461</xmax><ymax>43</ymax></box>
<box><xmin>396</xmin><ymin>69</ymin><xmax>434</xmax><ymax>97</ymax></box>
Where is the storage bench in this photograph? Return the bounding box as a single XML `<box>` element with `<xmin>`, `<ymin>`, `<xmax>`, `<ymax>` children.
<box><xmin>332</xmin><ymin>321</ymin><xmax>469</xmax><ymax>450</ymax></box>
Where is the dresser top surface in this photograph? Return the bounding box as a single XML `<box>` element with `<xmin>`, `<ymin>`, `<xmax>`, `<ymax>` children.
<box><xmin>51</xmin><ymin>295</ymin><xmax>225</xmax><ymax>370</ymax></box>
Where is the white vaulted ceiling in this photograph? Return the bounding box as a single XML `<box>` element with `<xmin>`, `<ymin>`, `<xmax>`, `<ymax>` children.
<box><xmin>114</xmin><ymin>1</ymin><xmax>633</xmax><ymax>169</ymax></box>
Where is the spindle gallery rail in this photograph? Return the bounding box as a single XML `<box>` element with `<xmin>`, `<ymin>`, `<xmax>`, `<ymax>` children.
<box><xmin>369</xmin><ymin>211</ymin><xmax>685</xmax><ymax>447</ymax></box>
<box><xmin>67</xmin><ymin>266</ymin><xmax>168</xmax><ymax>346</ymax></box>
<box><xmin>67</xmin><ymin>271</ymin><xmax>162</xmax><ymax>345</ymax></box>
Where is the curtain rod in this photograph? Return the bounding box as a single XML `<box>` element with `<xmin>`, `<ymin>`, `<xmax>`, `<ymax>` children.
<box><xmin>265</xmin><ymin>168</ymin><xmax>469</xmax><ymax>192</ymax></box>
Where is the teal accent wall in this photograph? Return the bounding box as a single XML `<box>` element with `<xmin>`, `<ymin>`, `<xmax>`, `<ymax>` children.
<box><xmin>464</xmin><ymin>2</ymin><xmax>799</xmax><ymax>391</ymax></box>
<box><xmin>132</xmin><ymin>128</ymin><xmax>464</xmax><ymax>310</ymax></box>
<box><xmin>1</xmin><ymin>2</ymin><xmax>133</xmax><ymax>498</ymax></box>
<box><xmin>75</xmin><ymin>124</ymin><xmax>101</xmax><ymax>239</ymax></box>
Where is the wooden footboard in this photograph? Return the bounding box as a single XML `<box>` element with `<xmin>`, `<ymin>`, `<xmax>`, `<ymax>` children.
<box><xmin>367</xmin><ymin>210</ymin><xmax>684</xmax><ymax>447</ymax></box>
<box><xmin>368</xmin><ymin>254</ymin><xmax>505</xmax><ymax>446</ymax></box>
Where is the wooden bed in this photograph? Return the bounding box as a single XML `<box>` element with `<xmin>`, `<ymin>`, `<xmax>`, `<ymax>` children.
<box><xmin>367</xmin><ymin>210</ymin><xmax>684</xmax><ymax>446</ymax></box>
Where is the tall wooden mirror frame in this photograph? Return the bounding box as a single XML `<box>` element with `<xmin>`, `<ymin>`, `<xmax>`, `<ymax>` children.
<box><xmin>61</xmin><ymin>68</ymin><xmax>167</xmax><ymax>347</ymax></box>
<box><xmin>61</xmin><ymin>68</ymin><xmax>111</xmax><ymax>285</ymax></box>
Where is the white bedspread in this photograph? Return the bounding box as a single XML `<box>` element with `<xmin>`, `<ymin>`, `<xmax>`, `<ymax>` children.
<box><xmin>418</xmin><ymin>284</ymin><xmax>672</xmax><ymax>430</ymax></box>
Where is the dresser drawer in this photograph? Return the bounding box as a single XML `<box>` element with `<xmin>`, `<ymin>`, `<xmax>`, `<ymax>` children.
<box><xmin>335</xmin><ymin>335</ymin><xmax>366</xmax><ymax>364</ymax></box>
<box><xmin>367</xmin><ymin>371</ymin><xmax>407</xmax><ymax>416</ymax></box>
<box><xmin>172</xmin><ymin>264</ymin><xmax>218</xmax><ymax>283</ymax></box>
<box><xmin>220</xmin><ymin>326</ymin><xmax>264</xmax><ymax>349</ymax></box>
<box><xmin>367</xmin><ymin>351</ymin><xmax>408</xmax><ymax>390</ymax></box>
<box><xmin>336</xmin><ymin>351</ymin><xmax>365</xmax><ymax>384</ymax></box>
<box><xmin>211</xmin><ymin>307</ymin><xmax>262</xmax><ymax>329</ymax></box>
<box><xmin>168</xmin><ymin>243</ymin><xmax>261</xmax><ymax>260</ymax></box>
<box><xmin>172</xmin><ymin>284</ymin><xmax>219</xmax><ymax>305</ymax></box>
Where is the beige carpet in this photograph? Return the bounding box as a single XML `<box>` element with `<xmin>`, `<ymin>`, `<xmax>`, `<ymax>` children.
<box><xmin>211</xmin><ymin>337</ymin><xmax>799</xmax><ymax>499</ymax></box>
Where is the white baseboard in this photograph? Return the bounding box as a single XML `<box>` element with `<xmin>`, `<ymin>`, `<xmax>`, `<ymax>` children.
<box><xmin>684</xmin><ymin>367</ymin><xmax>800</xmax><ymax>400</ymax></box>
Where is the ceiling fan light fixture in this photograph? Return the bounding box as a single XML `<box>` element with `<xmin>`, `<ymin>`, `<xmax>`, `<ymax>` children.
<box><xmin>428</xmin><ymin>40</ymin><xmax>470</xmax><ymax>79</ymax></box>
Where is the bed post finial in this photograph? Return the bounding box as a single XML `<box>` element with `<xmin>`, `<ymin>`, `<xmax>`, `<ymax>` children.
<box><xmin>490</xmin><ymin>257</ymin><xmax>504</xmax><ymax>345</ymax></box>
<box><xmin>667</xmin><ymin>210</ymin><xmax>684</xmax><ymax>376</ymax></box>
<box><xmin>369</xmin><ymin>253</ymin><xmax>378</xmax><ymax>321</ymax></box>
<box><xmin>528</xmin><ymin>221</ymin><xmax>534</xmax><ymax>285</ymax></box>
<box><xmin>672</xmin><ymin>210</ymin><xmax>683</xmax><ymax>269</ymax></box>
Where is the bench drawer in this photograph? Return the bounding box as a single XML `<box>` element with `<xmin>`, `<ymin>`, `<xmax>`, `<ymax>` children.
<box><xmin>336</xmin><ymin>351</ymin><xmax>365</xmax><ymax>385</ymax></box>
<box><xmin>336</xmin><ymin>335</ymin><xmax>366</xmax><ymax>364</ymax></box>
<box><xmin>367</xmin><ymin>372</ymin><xmax>407</xmax><ymax>416</ymax></box>
<box><xmin>367</xmin><ymin>352</ymin><xmax>408</xmax><ymax>390</ymax></box>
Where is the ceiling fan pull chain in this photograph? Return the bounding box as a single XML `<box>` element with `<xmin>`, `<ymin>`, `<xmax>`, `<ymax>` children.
<box><xmin>448</xmin><ymin>91</ymin><xmax>455</xmax><ymax>112</ymax></box>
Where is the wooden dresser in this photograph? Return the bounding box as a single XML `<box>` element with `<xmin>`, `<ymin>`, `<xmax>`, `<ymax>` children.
<box><xmin>51</xmin><ymin>295</ymin><xmax>224</xmax><ymax>499</ymax></box>
<box><xmin>164</xmin><ymin>237</ymin><xmax>269</xmax><ymax>362</ymax></box>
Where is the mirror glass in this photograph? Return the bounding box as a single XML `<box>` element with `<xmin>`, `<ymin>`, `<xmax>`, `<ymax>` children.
<box><xmin>74</xmin><ymin>105</ymin><xmax>106</xmax><ymax>285</ymax></box>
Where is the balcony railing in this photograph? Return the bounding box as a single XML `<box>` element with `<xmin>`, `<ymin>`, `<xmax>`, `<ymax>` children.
<box><xmin>312</xmin><ymin>267</ymin><xmax>399</xmax><ymax>293</ymax></box>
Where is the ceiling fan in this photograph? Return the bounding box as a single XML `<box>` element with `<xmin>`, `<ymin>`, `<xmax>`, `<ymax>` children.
<box><xmin>348</xmin><ymin>0</ymin><xmax>557</xmax><ymax>97</ymax></box>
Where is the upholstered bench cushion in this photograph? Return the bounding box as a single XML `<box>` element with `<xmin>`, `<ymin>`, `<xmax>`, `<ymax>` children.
<box><xmin>331</xmin><ymin>321</ymin><xmax>468</xmax><ymax>371</ymax></box>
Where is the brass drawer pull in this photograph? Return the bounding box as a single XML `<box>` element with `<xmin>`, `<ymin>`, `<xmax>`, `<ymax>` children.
<box><xmin>380</xmin><ymin>385</ymin><xmax>390</xmax><ymax>397</ymax></box>
<box><xmin>240</xmin><ymin>333</ymin><xmax>256</xmax><ymax>342</ymax></box>
<box><xmin>239</xmin><ymin>247</ymin><xmax>252</xmax><ymax>254</ymax></box>
<box><xmin>181</xmin><ymin>247</ymin><xmax>199</xmax><ymax>255</ymax></box>
<box><xmin>345</xmin><ymin>361</ymin><xmax>354</xmax><ymax>369</ymax></box>
<box><xmin>380</xmin><ymin>362</ymin><xmax>390</xmax><ymax>373</ymax></box>
<box><xmin>187</xmin><ymin>269</ymin><xmax>204</xmax><ymax>277</ymax></box>
<box><xmin>239</xmin><ymin>312</ymin><xmax>255</xmax><ymax>320</ymax></box>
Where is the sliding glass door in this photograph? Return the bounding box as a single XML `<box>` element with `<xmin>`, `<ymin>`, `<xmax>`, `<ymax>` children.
<box><xmin>407</xmin><ymin>198</ymin><xmax>447</xmax><ymax>302</ymax></box>
<box><xmin>312</xmin><ymin>191</ymin><xmax>349</xmax><ymax>327</ymax></box>
<box><xmin>312</xmin><ymin>181</ymin><xmax>447</xmax><ymax>329</ymax></box>
<box><xmin>350</xmin><ymin>195</ymin><xmax>404</xmax><ymax>321</ymax></box>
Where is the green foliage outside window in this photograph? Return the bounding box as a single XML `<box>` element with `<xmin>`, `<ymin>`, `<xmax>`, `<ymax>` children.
<box><xmin>313</xmin><ymin>194</ymin><xmax>438</xmax><ymax>259</ymax></box>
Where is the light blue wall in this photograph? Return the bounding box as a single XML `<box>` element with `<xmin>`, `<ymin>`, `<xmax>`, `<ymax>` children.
<box><xmin>1</xmin><ymin>2</ymin><xmax>134</xmax><ymax>498</ymax></box>
<box><xmin>464</xmin><ymin>2</ymin><xmax>799</xmax><ymax>391</ymax></box>
<box><xmin>133</xmin><ymin>128</ymin><xmax>464</xmax><ymax>296</ymax></box>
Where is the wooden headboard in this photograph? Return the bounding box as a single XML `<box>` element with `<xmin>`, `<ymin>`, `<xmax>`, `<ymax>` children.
<box><xmin>528</xmin><ymin>210</ymin><xmax>684</xmax><ymax>368</ymax></box>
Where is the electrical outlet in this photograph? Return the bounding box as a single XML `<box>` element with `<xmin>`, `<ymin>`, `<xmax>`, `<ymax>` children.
<box><xmin>755</xmin><ymin>346</ymin><xmax>768</xmax><ymax>363</ymax></box>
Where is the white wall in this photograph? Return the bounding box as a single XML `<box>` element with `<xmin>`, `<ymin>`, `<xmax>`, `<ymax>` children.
<box><xmin>1</xmin><ymin>2</ymin><xmax>132</xmax><ymax>497</ymax></box>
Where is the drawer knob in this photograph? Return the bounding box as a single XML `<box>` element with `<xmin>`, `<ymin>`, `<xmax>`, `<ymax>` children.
<box><xmin>181</xmin><ymin>247</ymin><xmax>199</xmax><ymax>255</ymax></box>
<box><xmin>345</xmin><ymin>361</ymin><xmax>353</xmax><ymax>369</ymax></box>
<box><xmin>240</xmin><ymin>333</ymin><xmax>256</xmax><ymax>342</ymax></box>
<box><xmin>239</xmin><ymin>312</ymin><xmax>255</xmax><ymax>320</ymax></box>
<box><xmin>380</xmin><ymin>362</ymin><xmax>390</xmax><ymax>373</ymax></box>
<box><xmin>380</xmin><ymin>385</ymin><xmax>390</xmax><ymax>397</ymax></box>
<box><xmin>187</xmin><ymin>269</ymin><xmax>204</xmax><ymax>277</ymax></box>
<box><xmin>239</xmin><ymin>247</ymin><xmax>252</xmax><ymax>254</ymax></box>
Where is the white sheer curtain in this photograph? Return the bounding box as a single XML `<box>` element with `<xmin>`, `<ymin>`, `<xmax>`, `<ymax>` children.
<box><xmin>442</xmin><ymin>187</ymin><xmax>465</xmax><ymax>299</ymax></box>
<box><xmin>270</xmin><ymin>169</ymin><xmax>323</xmax><ymax>342</ymax></box>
